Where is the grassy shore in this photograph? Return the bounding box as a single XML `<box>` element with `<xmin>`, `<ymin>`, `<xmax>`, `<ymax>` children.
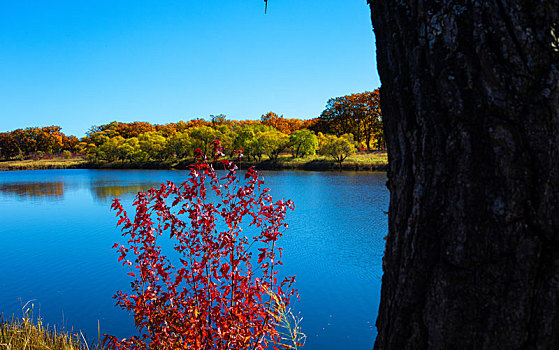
<box><xmin>241</xmin><ymin>152</ymin><xmax>388</xmax><ymax>171</ymax></box>
<box><xmin>0</xmin><ymin>158</ymin><xmax>88</xmax><ymax>171</ymax></box>
<box><xmin>0</xmin><ymin>314</ymin><xmax>101</xmax><ymax>350</ymax></box>
<box><xmin>0</xmin><ymin>152</ymin><xmax>388</xmax><ymax>172</ymax></box>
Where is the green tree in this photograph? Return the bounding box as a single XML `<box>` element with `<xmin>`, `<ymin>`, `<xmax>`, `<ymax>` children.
<box><xmin>289</xmin><ymin>129</ymin><xmax>318</xmax><ymax>158</ymax></box>
<box><xmin>98</xmin><ymin>136</ymin><xmax>125</xmax><ymax>162</ymax></box>
<box><xmin>189</xmin><ymin>126</ymin><xmax>221</xmax><ymax>157</ymax></box>
<box><xmin>319</xmin><ymin>133</ymin><xmax>356</xmax><ymax>169</ymax></box>
<box><xmin>166</xmin><ymin>132</ymin><xmax>192</xmax><ymax>159</ymax></box>
<box><xmin>213</xmin><ymin>125</ymin><xmax>234</xmax><ymax>156</ymax></box>
<box><xmin>139</xmin><ymin>132</ymin><xmax>168</xmax><ymax>161</ymax></box>
<box><xmin>256</xmin><ymin>130</ymin><xmax>289</xmax><ymax>162</ymax></box>
<box><xmin>232</xmin><ymin>124</ymin><xmax>274</xmax><ymax>161</ymax></box>
<box><xmin>117</xmin><ymin>137</ymin><xmax>143</xmax><ymax>161</ymax></box>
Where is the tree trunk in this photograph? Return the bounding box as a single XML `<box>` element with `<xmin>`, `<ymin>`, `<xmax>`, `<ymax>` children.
<box><xmin>369</xmin><ymin>1</ymin><xmax>559</xmax><ymax>349</ymax></box>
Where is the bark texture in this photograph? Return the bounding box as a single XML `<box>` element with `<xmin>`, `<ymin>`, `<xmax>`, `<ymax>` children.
<box><xmin>369</xmin><ymin>1</ymin><xmax>559</xmax><ymax>349</ymax></box>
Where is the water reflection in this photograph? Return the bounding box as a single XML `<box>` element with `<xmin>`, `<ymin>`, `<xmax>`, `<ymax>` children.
<box><xmin>0</xmin><ymin>182</ymin><xmax>65</xmax><ymax>200</ymax></box>
<box><xmin>0</xmin><ymin>177</ymin><xmax>161</xmax><ymax>203</ymax></box>
<box><xmin>90</xmin><ymin>181</ymin><xmax>162</xmax><ymax>202</ymax></box>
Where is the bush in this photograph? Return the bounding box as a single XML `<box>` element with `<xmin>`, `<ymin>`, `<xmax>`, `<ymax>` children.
<box><xmin>105</xmin><ymin>141</ymin><xmax>300</xmax><ymax>350</ymax></box>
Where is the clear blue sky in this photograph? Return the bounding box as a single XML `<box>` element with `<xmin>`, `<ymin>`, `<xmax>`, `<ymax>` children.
<box><xmin>0</xmin><ymin>0</ymin><xmax>379</xmax><ymax>137</ymax></box>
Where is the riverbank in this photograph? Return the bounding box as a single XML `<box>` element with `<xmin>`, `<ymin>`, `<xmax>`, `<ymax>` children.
<box><xmin>0</xmin><ymin>152</ymin><xmax>388</xmax><ymax>172</ymax></box>
<box><xmin>0</xmin><ymin>158</ymin><xmax>88</xmax><ymax>171</ymax></box>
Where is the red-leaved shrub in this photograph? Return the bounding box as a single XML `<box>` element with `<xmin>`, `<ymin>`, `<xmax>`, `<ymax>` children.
<box><xmin>105</xmin><ymin>141</ymin><xmax>296</xmax><ymax>350</ymax></box>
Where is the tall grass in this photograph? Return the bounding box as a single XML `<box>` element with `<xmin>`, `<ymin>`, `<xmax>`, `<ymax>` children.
<box><xmin>0</xmin><ymin>302</ymin><xmax>101</xmax><ymax>350</ymax></box>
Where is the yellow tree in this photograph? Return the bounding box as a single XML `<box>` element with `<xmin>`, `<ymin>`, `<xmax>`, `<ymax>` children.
<box><xmin>319</xmin><ymin>133</ymin><xmax>357</xmax><ymax>170</ymax></box>
<box><xmin>256</xmin><ymin>130</ymin><xmax>289</xmax><ymax>162</ymax></box>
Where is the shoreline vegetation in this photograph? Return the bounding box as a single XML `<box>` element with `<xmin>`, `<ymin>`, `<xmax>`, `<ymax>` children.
<box><xmin>1</xmin><ymin>91</ymin><xmax>386</xmax><ymax>174</ymax></box>
<box><xmin>0</xmin><ymin>151</ymin><xmax>388</xmax><ymax>172</ymax></box>
<box><xmin>0</xmin><ymin>315</ymin><xmax>102</xmax><ymax>350</ymax></box>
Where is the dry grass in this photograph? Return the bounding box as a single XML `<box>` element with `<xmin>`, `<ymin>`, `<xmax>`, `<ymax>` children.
<box><xmin>0</xmin><ymin>158</ymin><xmax>87</xmax><ymax>171</ymax></box>
<box><xmin>0</xmin><ymin>301</ymin><xmax>101</xmax><ymax>350</ymax></box>
<box><xmin>0</xmin><ymin>317</ymin><xmax>99</xmax><ymax>350</ymax></box>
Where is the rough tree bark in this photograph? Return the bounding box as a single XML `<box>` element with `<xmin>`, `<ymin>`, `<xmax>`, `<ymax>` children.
<box><xmin>369</xmin><ymin>1</ymin><xmax>559</xmax><ymax>349</ymax></box>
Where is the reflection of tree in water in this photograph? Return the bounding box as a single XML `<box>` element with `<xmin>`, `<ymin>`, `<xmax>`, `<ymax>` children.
<box><xmin>0</xmin><ymin>182</ymin><xmax>64</xmax><ymax>199</ymax></box>
<box><xmin>0</xmin><ymin>179</ymin><xmax>163</xmax><ymax>201</ymax></box>
<box><xmin>90</xmin><ymin>181</ymin><xmax>161</xmax><ymax>202</ymax></box>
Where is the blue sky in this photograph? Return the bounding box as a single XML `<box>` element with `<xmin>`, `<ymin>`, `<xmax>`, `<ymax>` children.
<box><xmin>0</xmin><ymin>0</ymin><xmax>379</xmax><ymax>137</ymax></box>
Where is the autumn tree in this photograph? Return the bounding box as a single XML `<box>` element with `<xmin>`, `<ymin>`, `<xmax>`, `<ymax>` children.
<box><xmin>11</xmin><ymin>128</ymin><xmax>38</xmax><ymax>155</ymax></box>
<box><xmin>88</xmin><ymin>121</ymin><xmax>156</xmax><ymax>139</ymax></box>
<box><xmin>232</xmin><ymin>127</ymin><xmax>260</xmax><ymax>161</ymax></box>
<box><xmin>210</xmin><ymin>114</ymin><xmax>227</xmax><ymax>127</ymax></box>
<box><xmin>0</xmin><ymin>126</ymin><xmax>78</xmax><ymax>159</ymax></box>
<box><xmin>261</xmin><ymin>112</ymin><xmax>289</xmax><ymax>134</ymax></box>
<box><xmin>183</xmin><ymin>118</ymin><xmax>211</xmax><ymax>130</ymax></box>
<box><xmin>175</xmin><ymin>121</ymin><xmax>192</xmax><ymax>132</ymax></box>
<box><xmin>0</xmin><ymin>132</ymin><xmax>18</xmax><ymax>159</ymax></box>
<box><xmin>300</xmin><ymin>118</ymin><xmax>320</xmax><ymax>133</ymax></box>
<box><xmin>319</xmin><ymin>90</ymin><xmax>383</xmax><ymax>150</ymax></box>
<box><xmin>63</xmin><ymin>135</ymin><xmax>80</xmax><ymax>153</ymax></box>
<box><xmin>360</xmin><ymin>90</ymin><xmax>384</xmax><ymax>149</ymax></box>
<box><xmin>261</xmin><ymin>112</ymin><xmax>310</xmax><ymax>134</ymax></box>
<box><xmin>36</xmin><ymin>126</ymin><xmax>65</xmax><ymax>154</ymax></box>
<box><xmin>369</xmin><ymin>1</ymin><xmax>559</xmax><ymax>349</ymax></box>
<box><xmin>155</xmin><ymin>123</ymin><xmax>179</xmax><ymax>138</ymax></box>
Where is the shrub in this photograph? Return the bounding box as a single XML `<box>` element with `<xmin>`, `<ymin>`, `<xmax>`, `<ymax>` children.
<box><xmin>105</xmin><ymin>141</ymin><xmax>298</xmax><ymax>350</ymax></box>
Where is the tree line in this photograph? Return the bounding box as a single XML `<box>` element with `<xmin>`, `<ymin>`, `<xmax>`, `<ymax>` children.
<box><xmin>0</xmin><ymin>89</ymin><xmax>383</xmax><ymax>165</ymax></box>
<box><xmin>0</xmin><ymin>126</ymin><xmax>79</xmax><ymax>159</ymax></box>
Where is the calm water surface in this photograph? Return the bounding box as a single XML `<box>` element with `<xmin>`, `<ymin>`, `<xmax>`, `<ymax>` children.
<box><xmin>0</xmin><ymin>169</ymin><xmax>388</xmax><ymax>349</ymax></box>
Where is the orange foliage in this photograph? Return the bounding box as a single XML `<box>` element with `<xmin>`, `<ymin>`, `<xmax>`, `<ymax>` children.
<box><xmin>0</xmin><ymin>126</ymin><xmax>79</xmax><ymax>159</ymax></box>
<box><xmin>261</xmin><ymin>112</ymin><xmax>315</xmax><ymax>134</ymax></box>
<box><xmin>319</xmin><ymin>89</ymin><xmax>383</xmax><ymax>150</ymax></box>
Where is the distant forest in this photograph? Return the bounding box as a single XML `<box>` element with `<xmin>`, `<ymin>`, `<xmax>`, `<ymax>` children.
<box><xmin>0</xmin><ymin>90</ymin><xmax>384</xmax><ymax>162</ymax></box>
